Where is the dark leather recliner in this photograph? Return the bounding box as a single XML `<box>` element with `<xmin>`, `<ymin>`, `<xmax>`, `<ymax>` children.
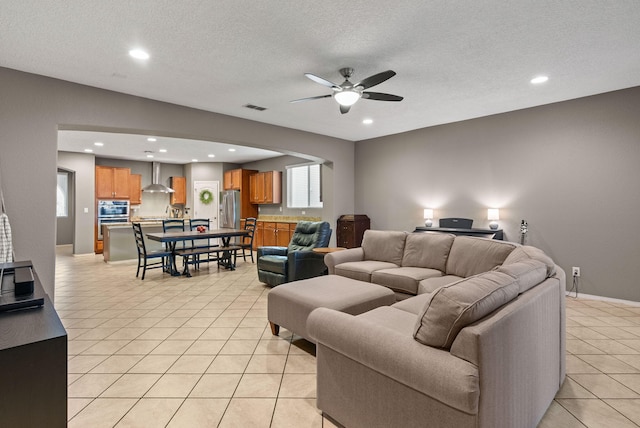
<box><xmin>257</xmin><ymin>221</ymin><xmax>332</xmax><ymax>287</ymax></box>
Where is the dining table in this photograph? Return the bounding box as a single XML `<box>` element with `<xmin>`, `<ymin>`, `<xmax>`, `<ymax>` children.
<box><xmin>146</xmin><ymin>228</ymin><xmax>249</xmax><ymax>277</ymax></box>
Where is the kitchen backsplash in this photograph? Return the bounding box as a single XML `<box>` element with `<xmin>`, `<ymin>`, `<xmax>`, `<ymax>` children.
<box><xmin>131</xmin><ymin>192</ymin><xmax>174</xmax><ymax>218</ymax></box>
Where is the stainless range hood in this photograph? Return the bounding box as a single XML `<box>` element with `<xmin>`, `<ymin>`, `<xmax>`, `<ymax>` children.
<box><xmin>142</xmin><ymin>162</ymin><xmax>174</xmax><ymax>193</ymax></box>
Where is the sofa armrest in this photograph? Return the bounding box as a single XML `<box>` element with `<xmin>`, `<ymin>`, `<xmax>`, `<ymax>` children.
<box><xmin>324</xmin><ymin>247</ymin><xmax>364</xmax><ymax>274</ymax></box>
<box><xmin>257</xmin><ymin>246</ymin><xmax>287</xmax><ymax>258</ymax></box>
<box><xmin>288</xmin><ymin>251</ymin><xmax>327</xmax><ymax>281</ymax></box>
<box><xmin>307</xmin><ymin>307</ymin><xmax>479</xmax><ymax>414</ymax></box>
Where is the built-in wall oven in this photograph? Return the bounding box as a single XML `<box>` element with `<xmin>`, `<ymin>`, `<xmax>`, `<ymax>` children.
<box><xmin>97</xmin><ymin>200</ymin><xmax>130</xmax><ymax>240</ymax></box>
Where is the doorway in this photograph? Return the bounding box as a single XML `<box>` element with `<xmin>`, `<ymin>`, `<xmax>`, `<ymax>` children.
<box><xmin>56</xmin><ymin>168</ymin><xmax>75</xmax><ymax>246</ymax></box>
<box><xmin>193</xmin><ymin>181</ymin><xmax>220</xmax><ymax>229</ymax></box>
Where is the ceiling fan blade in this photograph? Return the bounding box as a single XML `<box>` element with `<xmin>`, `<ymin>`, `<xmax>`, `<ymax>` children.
<box><xmin>290</xmin><ymin>94</ymin><xmax>332</xmax><ymax>103</ymax></box>
<box><xmin>355</xmin><ymin>70</ymin><xmax>396</xmax><ymax>89</ymax></box>
<box><xmin>340</xmin><ymin>104</ymin><xmax>351</xmax><ymax>114</ymax></box>
<box><xmin>362</xmin><ymin>92</ymin><xmax>404</xmax><ymax>102</ymax></box>
<box><xmin>305</xmin><ymin>73</ymin><xmax>341</xmax><ymax>89</ymax></box>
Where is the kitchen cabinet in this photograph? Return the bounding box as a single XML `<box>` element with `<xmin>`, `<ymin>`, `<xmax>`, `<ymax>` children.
<box><xmin>276</xmin><ymin>222</ymin><xmax>291</xmax><ymax>246</ymax></box>
<box><xmin>170</xmin><ymin>176</ymin><xmax>186</xmax><ymax>205</ymax></box>
<box><xmin>249</xmin><ymin>171</ymin><xmax>282</xmax><ymax>204</ymax></box>
<box><xmin>96</xmin><ymin>166</ymin><xmax>130</xmax><ymax>199</ymax></box>
<box><xmin>256</xmin><ymin>221</ymin><xmax>296</xmax><ymax>248</ymax></box>
<box><xmin>94</xmin><ymin>225</ymin><xmax>103</xmax><ymax>253</ymax></box>
<box><xmin>129</xmin><ymin>174</ymin><xmax>142</xmax><ymax>205</ymax></box>
<box><xmin>223</xmin><ymin>169</ymin><xmax>242</xmax><ymax>190</ymax></box>
<box><xmin>337</xmin><ymin>214</ymin><xmax>370</xmax><ymax>248</ymax></box>
<box><xmin>254</xmin><ymin>220</ymin><xmax>264</xmax><ymax>250</ymax></box>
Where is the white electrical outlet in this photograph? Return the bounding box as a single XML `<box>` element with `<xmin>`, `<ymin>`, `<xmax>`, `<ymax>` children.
<box><xmin>572</xmin><ymin>267</ymin><xmax>581</xmax><ymax>277</ymax></box>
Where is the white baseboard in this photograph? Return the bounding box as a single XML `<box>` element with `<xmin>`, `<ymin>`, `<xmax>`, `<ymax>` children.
<box><xmin>566</xmin><ymin>291</ymin><xmax>640</xmax><ymax>307</ymax></box>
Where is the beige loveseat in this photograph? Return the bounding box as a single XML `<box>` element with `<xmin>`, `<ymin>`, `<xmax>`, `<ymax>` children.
<box><xmin>308</xmin><ymin>230</ymin><xmax>566</xmax><ymax>428</ymax></box>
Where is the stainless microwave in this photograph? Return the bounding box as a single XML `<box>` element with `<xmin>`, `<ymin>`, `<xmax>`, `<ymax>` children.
<box><xmin>97</xmin><ymin>200</ymin><xmax>130</xmax><ymax>218</ymax></box>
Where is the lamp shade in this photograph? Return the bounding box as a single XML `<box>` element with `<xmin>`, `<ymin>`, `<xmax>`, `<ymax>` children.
<box><xmin>423</xmin><ymin>209</ymin><xmax>433</xmax><ymax>219</ymax></box>
<box><xmin>334</xmin><ymin>90</ymin><xmax>361</xmax><ymax>106</ymax></box>
<box><xmin>487</xmin><ymin>209</ymin><xmax>500</xmax><ymax>221</ymax></box>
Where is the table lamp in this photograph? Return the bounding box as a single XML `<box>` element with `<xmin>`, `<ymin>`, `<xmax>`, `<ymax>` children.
<box><xmin>488</xmin><ymin>208</ymin><xmax>499</xmax><ymax>230</ymax></box>
<box><xmin>424</xmin><ymin>209</ymin><xmax>433</xmax><ymax>227</ymax></box>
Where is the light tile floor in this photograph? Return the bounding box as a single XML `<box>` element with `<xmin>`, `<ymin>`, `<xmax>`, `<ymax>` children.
<box><xmin>55</xmin><ymin>246</ymin><xmax>640</xmax><ymax>427</ymax></box>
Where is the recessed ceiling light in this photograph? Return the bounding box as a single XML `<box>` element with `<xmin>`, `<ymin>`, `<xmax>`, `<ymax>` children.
<box><xmin>192</xmin><ymin>159</ymin><xmax>198</xmax><ymax>162</ymax></box>
<box><xmin>129</xmin><ymin>49</ymin><xmax>150</xmax><ymax>60</ymax></box>
<box><xmin>159</xmin><ymin>149</ymin><xmax>167</xmax><ymax>153</ymax></box>
<box><xmin>94</xmin><ymin>142</ymin><xmax>103</xmax><ymax>146</ymax></box>
<box><xmin>208</xmin><ymin>154</ymin><xmax>215</xmax><ymax>158</ymax></box>
<box><xmin>228</xmin><ymin>148</ymin><xmax>236</xmax><ymax>152</ymax></box>
<box><xmin>84</xmin><ymin>149</ymin><xmax>93</xmax><ymax>153</ymax></box>
<box><xmin>530</xmin><ymin>75</ymin><xmax>549</xmax><ymax>84</ymax></box>
<box><xmin>362</xmin><ymin>119</ymin><xmax>373</xmax><ymax>125</ymax></box>
<box><xmin>147</xmin><ymin>137</ymin><xmax>157</xmax><ymax>142</ymax></box>
<box><xmin>146</xmin><ymin>154</ymin><xmax>154</xmax><ymax>158</ymax></box>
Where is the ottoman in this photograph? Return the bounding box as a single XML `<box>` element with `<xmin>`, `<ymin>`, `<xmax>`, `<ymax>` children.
<box><xmin>267</xmin><ymin>275</ymin><xmax>396</xmax><ymax>342</ymax></box>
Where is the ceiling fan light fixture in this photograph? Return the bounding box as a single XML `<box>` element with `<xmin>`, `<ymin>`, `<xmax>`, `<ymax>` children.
<box><xmin>334</xmin><ymin>90</ymin><xmax>361</xmax><ymax>106</ymax></box>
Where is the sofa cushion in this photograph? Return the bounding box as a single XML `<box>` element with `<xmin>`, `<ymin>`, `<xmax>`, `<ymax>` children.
<box><xmin>414</xmin><ymin>271</ymin><xmax>519</xmax><ymax>349</ymax></box>
<box><xmin>503</xmin><ymin>245</ymin><xmax>556</xmax><ymax>277</ymax></box>
<box><xmin>401</xmin><ymin>232</ymin><xmax>456</xmax><ymax>271</ymax></box>
<box><xmin>362</xmin><ymin>230</ymin><xmax>407</xmax><ymax>266</ymax></box>
<box><xmin>334</xmin><ymin>260</ymin><xmax>399</xmax><ymax>282</ymax></box>
<box><xmin>392</xmin><ymin>293</ymin><xmax>433</xmax><ymax>315</ymax></box>
<box><xmin>445</xmin><ymin>236</ymin><xmax>516</xmax><ymax>278</ymax></box>
<box><xmin>258</xmin><ymin>255</ymin><xmax>288</xmax><ymax>275</ymax></box>
<box><xmin>418</xmin><ymin>275</ymin><xmax>464</xmax><ymax>294</ymax></box>
<box><xmin>496</xmin><ymin>259</ymin><xmax>548</xmax><ymax>294</ymax></box>
<box><xmin>372</xmin><ymin>267</ymin><xmax>443</xmax><ymax>295</ymax></box>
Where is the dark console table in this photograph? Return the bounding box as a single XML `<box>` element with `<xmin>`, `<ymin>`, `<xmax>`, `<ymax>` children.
<box><xmin>0</xmin><ymin>264</ymin><xmax>67</xmax><ymax>427</ymax></box>
<box><xmin>414</xmin><ymin>226</ymin><xmax>504</xmax><ymax>240</ymax></box>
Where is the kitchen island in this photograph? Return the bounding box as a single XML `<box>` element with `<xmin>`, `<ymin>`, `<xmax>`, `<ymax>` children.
<box><xmin>103</xmin><ymin>222</ymin><xmax>165</xmax><ymax>262</ymax></box>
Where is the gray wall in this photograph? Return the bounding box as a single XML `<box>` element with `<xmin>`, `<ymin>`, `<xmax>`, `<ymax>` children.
<box><xmin>0</xmin><ymin>67</ymin><xmax>354</xmax><ymax>300</ymax></box>
<box><xmin>57</xmin><ymin>152</ymin><xmax>95</xmax><ymax>254</ymax></box>
<box><xmin>355</xmin><ymin>87</ymin><xmax>640</xmax><ymax>302</ymax></box>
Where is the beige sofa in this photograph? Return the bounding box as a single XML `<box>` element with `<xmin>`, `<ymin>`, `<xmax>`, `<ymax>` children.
<box><xmin>308</xmin><ymin>230</ymin><xmax>566</xmax><ymax>428</ymax></box>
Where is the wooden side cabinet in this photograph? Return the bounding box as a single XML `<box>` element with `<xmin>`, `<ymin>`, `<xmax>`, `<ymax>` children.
<box><xmin>129</xmin><ymin>174</ymin><xmax>142</xmax><ymax>205</ymax></box>
<box><xmin>0</xmin><ymin>269</ymin><xmax>67</xmax><ymax>428</ymax></box>
<box><xmin>337</xmin><ymin>214</ymin><xmax>370</xmax><ymax>248</ymax></box>
<box><xmin>96</xmin><ymin>166</ymin><xmax>130</xmax><ymax>199</ymax></box>
<box><xmin>170</xmin><ymin>176</ymin><xmax>186</xmax><ymax>205</ymax></box>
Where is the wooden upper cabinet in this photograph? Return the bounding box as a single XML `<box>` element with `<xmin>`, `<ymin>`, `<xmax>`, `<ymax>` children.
<box><xmin>129</xmin><ymin>174</ymin><xmax>142</xmax><ymax>205</ymax></box>
<box><xmin>170</xmin><ymin>176</ymin><xmax>186</xmax><ymax>205</ymax></box>
<box><xmin>249</xmin><ymin>173</ymin><xmax>259</xmax><ymax>204</ymax></box>
<box><xmin>249</xmin><ymin>171</ymin><xmax>282</xmax><ymax>204</ymax></box>
<box><xmin>224</xmin><ymin>169</ymin><xmax>243</xmax><ymax>190</ymax></box>
<box><xmin>96</xmin><ymin>166</ymin><xmax>130</xmax><ymax>199</ymax></box>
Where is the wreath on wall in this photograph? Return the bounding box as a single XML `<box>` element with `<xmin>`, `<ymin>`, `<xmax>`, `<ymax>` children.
<box><xmin>199</xmin><ymin>189</ymin><xmax>213</xmax><ymax>205</ymax></box>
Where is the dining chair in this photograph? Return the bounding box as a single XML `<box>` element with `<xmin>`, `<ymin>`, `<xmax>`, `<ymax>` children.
<box><xmin>188</xmin><ymin>218</ymin><xmax>216</xmax><ymax>269</ymax></box>
<box><xmin>236</xmin><ymin>217</ymin><xmax>256</xmax><ymax>263</ymax></box>
<box><xmin>163</xmin><ymin>218</ymin><xmax>189</xmax><ymax>269</ymax></box>
<box><xmin>132</xmin><ymin>222</ymin><xmax>172</xmax><ymax>280</ymax></box>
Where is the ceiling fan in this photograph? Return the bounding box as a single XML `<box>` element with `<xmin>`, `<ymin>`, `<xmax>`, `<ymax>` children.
<box><xmin>290</xmin><ymin>67</ymin><xmax>403</xmax><ymax>114</ymax></box>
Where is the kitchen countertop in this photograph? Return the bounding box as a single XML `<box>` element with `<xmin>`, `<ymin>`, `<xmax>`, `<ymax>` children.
<box><xmin>255</xmin><ymin>215</ymin><xmax>322</xmax><ymax>223</ymax></box>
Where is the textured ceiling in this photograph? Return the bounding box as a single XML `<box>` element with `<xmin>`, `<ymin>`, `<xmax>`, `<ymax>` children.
<box><xmin>3</xmin><ymin>0</ymin><xmax>640</xmax><ymax>144</ymax></box>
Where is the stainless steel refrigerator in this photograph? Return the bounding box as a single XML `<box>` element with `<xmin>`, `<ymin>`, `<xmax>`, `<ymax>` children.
<box><xmin>220</xmin><ymin>190</ymin><xmax>241</xmax><ymax>229</ymax></box>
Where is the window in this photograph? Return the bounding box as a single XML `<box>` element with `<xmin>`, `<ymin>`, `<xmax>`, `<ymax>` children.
<box><xmin>287</xmin><ymin>163</ymin><xmax>322</xmax><ymax>208</ymax></box>
<box><xmin>56</xmin><ymin>171</ymin><xmax>68</xmax><ymax>217</ymax></box>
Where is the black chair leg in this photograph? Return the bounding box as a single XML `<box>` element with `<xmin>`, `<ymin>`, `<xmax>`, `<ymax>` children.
<box><xmin>136</xmin><ymin>255</ymin><xmax>141</xmax><ymax>278</ymax></box>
